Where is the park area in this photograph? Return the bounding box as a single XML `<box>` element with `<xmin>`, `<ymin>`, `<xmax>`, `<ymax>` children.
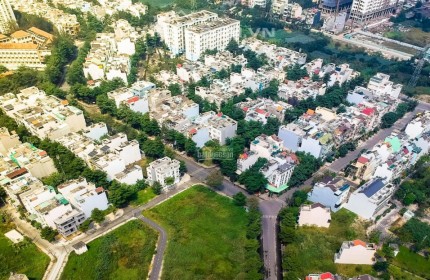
<box><xmin>145</xmin><ymin>185</ymin><xmax>250</xmax><ymax>280</ymax></box>
<box><xmin>0</xmin><ymin>214</ymin><xmax>50</xmax><ymax>280</ymax></box>
<box><xmin>391</xmin><ymin>246</ymin><xmax>430</xmax><ymax>279</ymax></box>
<box><xmin>60</xmin><ymin>220</ymin><xmax>158</xmax><ymax>280</ymax></box>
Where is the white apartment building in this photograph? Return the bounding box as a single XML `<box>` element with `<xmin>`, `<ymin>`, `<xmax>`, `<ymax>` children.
<box><xmin>241</xmin><ymin>0</ymin><xmax>267</xmax><ymax>8</ymax></box>
<box><xmin>344</xmin><ymin>178</ymin><xmax>394</xmax><ymax>220</ymax></box>
<box><xmin>298</xmin><ymin>203</ymin><xmax>331</xmax><ymax>228</ymax></box>
<box><xmin>7</xmin><ymin>143</ymin><xmax>57</xmax><ymax>179</ymax></box>
<box><xmin>157</xmin><ymin>10</ymin><xmax>218</xmax><ymax>55</ymax></box>
<box><xmin>57</xmin><ymin>177</ymin><xmax>109</xmax><ymax>218</ymax></box>
<box><xmin>184</xmin><ymin>18</ymin><xmax>240</xmax><ymax>61</ymax></box>
<box><xmin>0</xmin><ymin>0</ymin><xmax>16</xmax><ymax>34</ymax></box>
<box><xmin>367</xmin><ymin>73</ymin><xmax>402</xmax><ymax>99</ymax></box>
<box><xmin>54</xmin><ymin>209</ymin><xmax>86</xmax><ymax>237</ymax></box>
<box><xmin>146</xmin><ymin>157</ymin><xmax>180</xmax><ymax>189</ymax></box>
<box><xmin>206</xmin><ymin>112</ymin><xmax>238</xmax><ymax>145</ymax></box>
<box><xmin>272</xmin><ymin>0</ymin><xmax>289</xmax><ymax>15</ymax></box>
<box><xmin>350</xmin><ymin>0</ymin><xmax>397</xmax><ymax>23</ymax></box>
<box><xmin>334</xmin><ymin>240</ymin><xmax>376</xmax><ymax>264</ymax></box>
<box><xmin>262</xmin><ymin>159</ymin><xmax>295</xmax><ymax>192</ymax></box>
<box><xmin>283</xmin><ymin>3</ymin><xmax>303</xmax><ymax>20</ymax></box>
<box><xmin>0</xmin><ymin>127</ymin><xmax>21</xmax><ymax>156</ymax></box>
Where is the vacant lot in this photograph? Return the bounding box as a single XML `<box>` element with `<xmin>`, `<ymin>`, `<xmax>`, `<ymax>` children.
<box><xmin>131</xmin><ymin>188</ymin><xmax>157</xmax><ymax>206</ymax></box>
<box><xmin>140</xmin><ymin>0</ymin><xmax>175</xmax><ymax>7</ymax></box>
<box><xmin>392</xmin><ymin>246</ymin><xmax>430</xmax><ymax>279</ymax></box>
<box><xmin>61</xmin><ymin>220</ymin><xmax>157</xmax><ymax>280</ymax></box>
<box><xmin>283</xmin><ymin>209</ymin><xmax>376</xmax><ymax>278</ymax></box>
<box><xmin>384</xmin><ymin>28</ymin><xmax>430</xmax><ymax>48</ymax></box>
<box><xmin>0</xmin><ymin>218</ymin><xmax>50</xmax><ymax>280</ymax></box>
<box><xmin>145</xmin><ymin>185</ymin><xmax>249</xmax><ymax>280</ymax></box>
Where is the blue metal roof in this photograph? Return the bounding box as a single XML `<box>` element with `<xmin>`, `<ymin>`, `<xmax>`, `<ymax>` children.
<box><xmin>361</xmin><ymin>179</ymin><xmax>385</xmax><ymax>198</ymax></box>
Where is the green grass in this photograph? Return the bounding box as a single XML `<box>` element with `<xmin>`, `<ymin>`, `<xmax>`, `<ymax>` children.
<box><xmin>0</xmin><ymin>221</ymin><xmax>50</xmax><ymax>280</ymax></box>
<box><xmin>145</xmin><ymin>185</ymin><xmax>249</xmax><ymax>280</ymax></box>
<box><xmin>384</xmin><ymin>28</ymin><xmax>430</xmax><ymax>48</ymax></box>
<box><xmin>389</xmin><ymin>264</ymin><xmax>423</xmax><ymax>280</ymax></box>
<box><xmin>283</xmin><ymin>208</ymin><xmax>376</xmax><ymax>278</ymax></box>
<box><xmin>392</xmin><ymin>246</ymin><xmax>430</xmax><ymax>279</ymax></box>
<box><xmin>60</xmin><ymin>220</ymin><xmax>158</xmax><ymax>280</ymax></box>
<box><xmin>139</xmin><ymin>0</ymin><xmax>175</xmax><ymax>8</ymax></box>
<box><xmin>131</xmin><ymin>188</ymin><xmax>157</xmax><ymax>206</ymax></box>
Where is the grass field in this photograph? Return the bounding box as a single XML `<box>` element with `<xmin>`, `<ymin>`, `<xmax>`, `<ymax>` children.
<box><xmin>392</xmin><ymin>246</ymin><xmax>430</xmax><ymax>279</ymax></box>
<box><xmin>0</xmin><ymin>219</ymin><xmax>50</xmax><ymax>280</ymax></box>
<box><xmin>283</xmin><ymin>209</ymin><xmax>376</xmax><ymax>278</ymax></box>
<box><xmin>131</xmin><ymin>188</ymin><xmax>157</xmax><ymax>206</ymax></box>
<box><xmin>139</xmin><ymin>0</ymin><xmax>175</xmax><ymax>7</ymax></box>
<box><xmin>145</xmin><ymin>185</ymin><xmax>249</xmax><ymax>280</ymax></box>
<box><xmin>384</xmin><ymin>28</ymin><xmax>430</xmax><ymax>48</ymax></box>
<box><xmin>60</xmin><ymin>220</ymin><xmax>157</xmax><ymax>280</ymax></box>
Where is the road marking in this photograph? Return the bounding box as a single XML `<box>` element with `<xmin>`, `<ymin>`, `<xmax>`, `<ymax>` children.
<box><xmin>262</xmin><ymin>215</ymin><xmax>277</xmax><ymax>219</ymax></box>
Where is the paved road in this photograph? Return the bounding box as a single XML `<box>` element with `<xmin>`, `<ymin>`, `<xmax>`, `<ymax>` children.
<box><xmin>328</xmin><ymin>101</ymin><xmax>430</xmax><ymax>173</ymax></box>
<box><xmin>138</xmin><ymin>215</ymin><xmax>167</xmax><ymax>280</ymax></box>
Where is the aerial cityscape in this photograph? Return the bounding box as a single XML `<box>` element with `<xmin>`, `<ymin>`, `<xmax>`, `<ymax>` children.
<box><xmin>0</xmin><ymin>0</ymin><xmax>429</xmax><ymax>279</ymax></box>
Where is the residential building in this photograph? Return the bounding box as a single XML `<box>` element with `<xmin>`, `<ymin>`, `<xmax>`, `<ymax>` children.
<box><xmin>54</xmin><ymin>209</ymin><xmax>86</xmax><ymax>236</ymax></box>
<box><xmin>272</xmin><ymin>0</ymin><xmax>289</xmax><ymax>15</ymax></box>
<box><xmin>298</xmin><ymin>203</ymin><xmax>331</xmax><ymax>228</ymax></box>
<box><xmin>404</xmin><ymin>111</ymin><xmax>430</xmax><ymax>139</ymax></box>
<box><xmin>57</xmin><ymin>177</ymin><xmax>109</xmax><ymax>218</ymax></box>
<box><xmin>156</xmin><ymin>10</ymin><xmax>218</xmax><ymax>55</ymax></box>
<box><xmin>184</xmin><ymin>18</ymin><xmax>240</xmax><ymax>61</ymax></box>
<box><xmin>7</xmin><ymin>142</ymin><xmax>57</xmax><ymax>179</ymax></box>
<box><xmin>83</xmin><ymin>122</ymin><xmax>109</xmax><ymax>141</ymax></box>
<box><xmin>306</xmin><ymin>272</ymin><xmax>342</xmax><ymax>280</ymax></box>
<box><xmin>334</xmin><ymin>240</ymin><xmax>376</xmax><ymax>264</ymax></box>
<box><xmin>278</xmin><ymin>78</ymin><xmax>327</xmax><ymax>101</ymax></box>
<box><xmin>321</xmin><ymin>0</ymin><xmax>353</xmax><ymax>12</ymax></box>
<box><xmin>344</xmin><ymin>178</ymin><xmax>394</xmax><ymax>220</ymax></box>
<box><xmin>0</xmin><ymin>87</ymin><xmax>86</xmax><ymax>140</ymax></box>
<box><xmin>107</xmin><ymin>80</ymin><xmax>154</xmax><ymax>113</ymax></box>
<box><xmin>367</xmin><ymin>73</ymin><xmax>402</xmax><ymax>99</ymax></box>
<box><xmin>206</xmin><ymin>112</ymin><xmax>237</xmax><ymax>145</ymax></box>
<box><xmin>242</xmin><ymin>38</ymin><xmax>306</xmax><ymax>69</ymax></box>
<box><xmin>350</xmin><ymin>0</ymin><xmax>397</xmax><ymax>23</ymax></box>
<box><xmin>308</xmin><ymin>177</ymin><xmax>351</xmax><ymax>212</ymax></box>
<box><xmin>237</xmin><ymin>98</ymin><xmax>291</xmax><ymax>124</ymax></box>
<box><xmin>283</xmin><ymin>3</ymin><xmax>303</xmax><ymax>20</ymax></box>
<box><xmin>2</xmin><ymin>169</ymin><xmax>41</xmax><ymax>208</ymax></box>
<box><xmin>0</xmin><ymin>0</ymin><xmax>16</xmax><ymax>34</ymax></box>
<box><xmin>146</xmin><ymin>157</ymin><xmax>180</xmax><ymax>189</ymax></box>
<box><xmin>0</xmin><ymin>127</ymin><xmax>21</xmax><ymax>156</ymax></box>
<box><xmin>10</xmin><ymin>0</ymin><xmax>80</xmax><ymax>36</ymax></box>
<box><xmin>242</xmin><ymin>0</ymin><xmax>267</xmax><ymax>8</ymax></box>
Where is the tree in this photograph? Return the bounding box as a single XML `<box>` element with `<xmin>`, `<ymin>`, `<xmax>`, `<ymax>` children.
<box><xmin>151</xmin><ymin>182</ymin><xmax>162</xmax><ymax>195</ymax></box>
<box><xmin>41</xmin><ymin>227</ymin><xmax>57</xmax><ymax>242</ymax></box>
<box><xmin>0</xmin><ymin>187</ymin><xmax>6</xmax><ymax>203</ymax></box>
<box><xmin>381</xmin><ymin>112</ymin><xmax>398</xmax><ymax>128</ymax></box>
<box><xmin>168</xmin><ymin>83</ymin><xmax>182</xmax><ymax>96</ymax></box>
<box><xmin>79</xmin><ymin>219</ymin><xmax>92</xmax><ymax>232</ymax></box>
<box><xmin>286</xmin><ymin>64</ymin><xmax>308</xmax><ymax>81</ymax></box>
<box><xmin>164</xmin><ymin>176</ymin><xmax>175</xmax><ymax>185</ymax></box>
<box><xmin>206</xmin><ymin>170</ymin><xmax>224</xmax><ymax>189</ymax></box>
<box><xmin>91</xmin><ymin>208</ymin><xmax>105</xmax><ymax>224</ymax></box>
<box><xmin>179</xmin><ymin>160</ymin><xmax>187</xmax><ymax>175</ymax></box>
<box><xmin>233</xmin><ymin>192</ymin><xmax>247</xmax><ymax>206</ymax></box>
<box><xmin>142</xmin><ymin>138</ymin><xmax>165</xmax><ymax>158</ymax></box>
<box><xmin>226</xmin><ymin>38</ymin><xmax>240</xmax><ymax>55</ymax></box>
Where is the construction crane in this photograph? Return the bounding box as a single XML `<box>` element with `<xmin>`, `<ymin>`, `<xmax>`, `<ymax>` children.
<box><xmin>407</xmin><ymin>43</ymin><xmax>430</xmax><ymax>89</ymax></box>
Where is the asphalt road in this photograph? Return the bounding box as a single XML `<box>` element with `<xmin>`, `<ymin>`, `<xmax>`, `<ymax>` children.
<box><xmin>138</xmin><ymin>215</ymin><xmax>167</xmax><ymax>280</ymax></box>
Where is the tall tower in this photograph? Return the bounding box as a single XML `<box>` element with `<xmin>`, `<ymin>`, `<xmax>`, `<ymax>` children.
<box><xmin>0</xmin><ymin>0</ymin><xmax>17</xmax><ymax>34</ymax></box>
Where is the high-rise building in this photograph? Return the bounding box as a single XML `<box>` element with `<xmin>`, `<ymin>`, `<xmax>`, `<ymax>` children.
<box><xmin>0</xmin><ymin>0</ymin><xmax>16</xmax><ymax>34</ymax></box>
<box><xmin>350</xmin><ymin>0</ymin><xmax>396</xmax><ymax>23</ymax></box>
<box><xmin>184</xmin><ymin>18</ymin><xmax>240</xmax><ymax>61</ymax></box>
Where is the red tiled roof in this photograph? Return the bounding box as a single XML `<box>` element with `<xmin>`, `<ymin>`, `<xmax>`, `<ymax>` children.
<box><xmin>320</xmin><ymin>272</ymin><xmax>335</xmax><ymax>280</ymax></box>
<box><xmin>255</xmin><ymin>108</ymin><xmax>266</xmax><ymax>115</ymax></box>
<box><xmin>357</xmin><ymin>156</ymin><xmax>369</xmax><ymax>164</ymax></box>
<box><xmin>6</xmin><ymin>168</ymin><xmax>28</xmax><ymax>179</ymax></box>
<box><xmin>240</xmin><ymin>153</ymin><xmax>248</xmax><ymax>159</ymax></box>
<box><xmin>39</xmin><ymin>150</ymin><xmax>47</xmax><ymax>157</ymax></box>
<box><xmin>127</xmin><ymin>96</ymin><xmax>139</xmax><ymax>104</ymax></box>
<box><xmin>353</xmin><ymin>240</ymin><xmax>366</xmax><ymax>247</ymax></box>
<box><xmin>95</xmin><ymin>187</ymin><xmax>104</xmax><ymax>194</ymax></box>
<box><xmin>403</xmin><ymin>147</ymin><xmax>409</xmax><ymax>154</ymax></box>
<box><xmin>189</xmin><ymin>128</ymin><xmax>197</xmax><ymax>135</ymax></box>
<box><xmin>217</xmin><ymin>112</ymin><xmax>223</xmax><ymax>117</ymax></box>
<box><xmin>362</xmin><ymin>108</ymin><xmax>375</xmax><ymax>116</ymax></box>
<box><xmin>242</xmin><ymin>107</ymin><xmax>249</xmax><ymax>112</ymax></box>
